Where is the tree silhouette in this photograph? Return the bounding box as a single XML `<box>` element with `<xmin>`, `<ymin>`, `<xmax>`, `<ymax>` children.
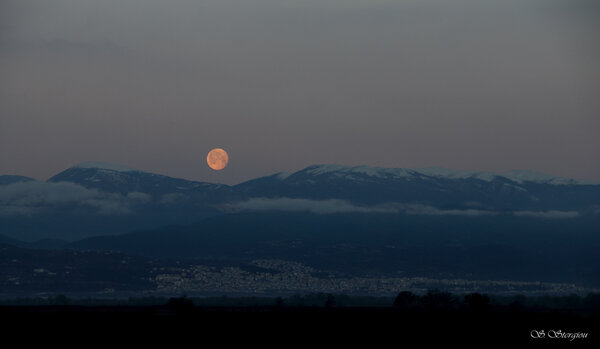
<box><xmin>274</xmin><ymin>297</ymin><xmax>284</xmax><ymax>308</ymax></box>
<box><xmin>463</xmin><ymin>293</ymin><xmax>491</xmax><ymax>313</ymax></box>
<box><xmin>393</xmin><ymin>291</ymin><xmax>417</xmax><ymax>308</ymax></box>
<box><xmin>167</xmin><ymin>296</ymin><xmax>195</xmax><ymax>316</ymax></box>
<box><xmin>325</xmin><ymin>294</ymin><xmax>336</xmax><ymax>308</ymax></box>
<box><xmin>421</xmin><ymin>289</ymin><xmax>458</xmax><ymax>311</ymax></box>
<box><xmin>507</xmin><ymin>300</ymin><xmax>525</xmax><ymax>313</ymax></box>
<box><xmin>584</xmin><ymin>293</ymin><xmax>600</xmax><ymax>309</ymax></box>
<box><xmin>52</xmin><ymin>294</ymin><xmax>70</xmax><ymax>306</ymax></box>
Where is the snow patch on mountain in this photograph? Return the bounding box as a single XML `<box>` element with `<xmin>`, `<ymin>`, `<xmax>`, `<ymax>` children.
<box><xmin>303</xmin><ymin>164</ymin><xmax>492</xmax><ymax>181</ymax></box>
<box><xmin>275</xmin><ymin>171</ymin><xmax>294</xmax><ymax>180</ymax></box>
<box><xmin>74</xmin><ymin>162</ymin><xmax>142</xmax><ymax>173</ymax></box>
<box><xmin>501</xmin><ymin>170</ymin><xmax>593</xmax><ymax>185</ymax></box>
<box><xmin>299</xmin><ymin>164</ymin><xmax>595</xmax><ymax>185</ymax></box>
<box><xmin>304</xmin><ymin>164</ymin><xmax>415</xmax><ymax>179</ymax></box>
<box><xmin>350</xmin><ymin>166</ymin><xmax>415</xmax><ymax>179</ymax></box>
<box><xmin>415</xmin><ymin>167</ymin><xmax>498</xmax><ymax>181</ymax></box>
<box><xmin>304</xmin><ymin>164</ymin><xmax>351</xmax><ymax>176</ymax></box>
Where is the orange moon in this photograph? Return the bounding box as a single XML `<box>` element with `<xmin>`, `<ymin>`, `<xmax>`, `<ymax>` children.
<box><xmin>206</xmin><ymin>148</ymin><xmax>229</xmax><ymax>170</ymax></box>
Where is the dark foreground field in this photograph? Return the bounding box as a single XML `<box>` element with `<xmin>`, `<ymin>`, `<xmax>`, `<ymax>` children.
<box><xmin>2</xmin><ymin>299</ymin><xmax>598</xmax><ymax>345</ymax></box>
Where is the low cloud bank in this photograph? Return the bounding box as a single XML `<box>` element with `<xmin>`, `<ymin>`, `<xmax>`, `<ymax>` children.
<box><xmin>223</xmin><ymin>197</ymin><xmax>581</xmax><ymax>219</ymax></box>
<box><xmin>0</xmin><ymin>181</ymin><xmax>151</xmax><ymax>215</ymax></box>
<box><xmin>224</xmin><ymin>197</ymin><xmax>397</xmax><ymax>214</ymax></box>
<box><xmin>0</xmin><ymin>184</ymin><xmax>584</xmax><ymax>219</ymax></box>
<box><xmin>513</xmin><ymin>210</ymin><xmax>580</xmax><ymax>219</ymax></box>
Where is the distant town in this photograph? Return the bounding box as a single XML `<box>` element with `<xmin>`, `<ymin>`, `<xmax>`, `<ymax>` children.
<box><xmin>150</xmin><ymin>259</ymin><xmax>597</xmax><ymax>297</ymax></box>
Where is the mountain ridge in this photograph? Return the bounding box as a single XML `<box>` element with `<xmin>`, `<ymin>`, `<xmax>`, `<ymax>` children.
<box><xmin>273</xmin><ymin>164</ymin><xmax>596</xmax><ymax>186</ymax></box>
<box><xmin>2</xmin><ymin>162</ymin><xmax>598</xmax><ymax>288</ymax></box>
<box><xmin>2</xmin><ymin>161</ymin><xmax>599</xmax><ymax>241</ymax></box>
<box><xmin>62</xmin><ymin>211</ymin><xmax>600</xmax><ymax>287</ymax></box>
<box><xmin>14</xmin><ymin>161</ymin><xmax>596</xmax><ymax>187</ymax></box>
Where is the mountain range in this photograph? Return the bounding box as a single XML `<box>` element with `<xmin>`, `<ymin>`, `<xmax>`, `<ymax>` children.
<box><xmin>1</xmin><ymin>161</ymin><xmax>599</xmax><ymax>241</ymax></box>
<box><xmin>1</xmin><ymin>162</ymin><xmax>599</xmax><ymax>289</ymax></box>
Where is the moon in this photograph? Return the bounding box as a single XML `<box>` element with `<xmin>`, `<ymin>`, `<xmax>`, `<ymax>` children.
<box><xmin>207</xmin><ymin>148</ymin><xmax>229</xmax><ymax>171</ymax></box>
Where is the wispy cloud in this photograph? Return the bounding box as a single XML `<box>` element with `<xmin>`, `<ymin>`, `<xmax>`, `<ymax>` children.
<box><xmin>126</xmin><ymin>192</ymin><xmax>152</xmax><ymax>203</ymax></box>
<box><xmin>222</xmin><ymin>197</ymin><xmax>581</xmax><ymax>219</ymax></box>
<box><xmin>399</xmin><ymin>204</ymin><xmax>496</xmax><ymax>216</ymax></box>
<box><xmin>222</xmin><ymin>197</ymin><xmax>397</xmax><ymax>214</ymax></box>
<box><xmin>159</xmin><ymin>193</ymin><xmax>187</xmax><ymax>204</ymax></box>
<box><xmin>0</xmin><ymin>181</ymin><xmax>150</xmax><ymax>215</ymax></box>
<box><xmin>513</xmin><ymin>210</ymin><xmax>580</xmax><ymax>219</ymax></box>
<box><xmin>221</xmin><ymin>198</ymin><xmax>494</xmax><ymax>216</ymax></box>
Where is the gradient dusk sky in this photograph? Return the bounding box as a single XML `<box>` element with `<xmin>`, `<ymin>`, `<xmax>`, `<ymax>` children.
<box><xmin>1</xmin><ymin>0</ymin><xmax>599</xmax><ymax>184</ymax></box>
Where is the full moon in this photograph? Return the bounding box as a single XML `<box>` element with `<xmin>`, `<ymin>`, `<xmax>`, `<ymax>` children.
<box><xmin>206</xmin><ymin>148</ymin><xmax>229</xmax><ymax>171</ymax></box>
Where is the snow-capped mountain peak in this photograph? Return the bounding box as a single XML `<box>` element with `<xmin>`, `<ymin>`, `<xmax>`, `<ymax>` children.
<box><xmin>296</xmin><ymin>164</ymin><xmax>594</xmax><ymax>185</ymax></box>
<box><xmin>414</xmin><ymin>167</ymin><xmax>498</xmax><ymax>182</ymax></box>
<box><xmin>274</xmin><ymin>171</ymin><xmax>294</xmax><ymax>180</ymax></box>
<box><xmin>301</xmin><ymin>164</ymin><xmax>491</xmax><ymax>181</ymax></box>
<box><xmin>74</xmin><ymin>161</ymin><xmax>142</xmax><ymax>173</ymax></box>
<box><xmin>303</xmin><ymin>164</ymin><xmax>415</xmax><ymax>179</ymax></box>
<box><xmin>501</xmin><ymin>170</ymin><xmax>594</xmax><ymax>185</ymax></box>
<box><xmin>304</xmin><ymin>164</ymin><xmax>352</xmax><ymax>175</ymax></box>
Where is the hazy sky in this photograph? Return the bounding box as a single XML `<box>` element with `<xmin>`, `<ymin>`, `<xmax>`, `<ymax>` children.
<box><xmin>1</xmin><ymin>0</ymin><xmax>599</xmax><ymax>184</ymax></box>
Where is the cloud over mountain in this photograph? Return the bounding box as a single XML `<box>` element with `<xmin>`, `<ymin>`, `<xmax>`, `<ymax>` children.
<box><xmin>0</xmin><ymin>181</ymin><xmax>148</xmax><ymax>215</ymax></box>
<box><xmin>222</xmin><ymin>197</ymin><xmax>581</xmax><ymax>219</ymax></box>
<box><xmin>222</xmin><ymin>197</ymin><xmax>397</xmax><ymax>214</ymax></box>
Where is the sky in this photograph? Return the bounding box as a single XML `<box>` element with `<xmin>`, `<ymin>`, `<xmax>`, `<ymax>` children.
<box><xmin>1</xmin><ymin>0</ymin><xmax>599</xmax><ymax>185</ymax></box>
